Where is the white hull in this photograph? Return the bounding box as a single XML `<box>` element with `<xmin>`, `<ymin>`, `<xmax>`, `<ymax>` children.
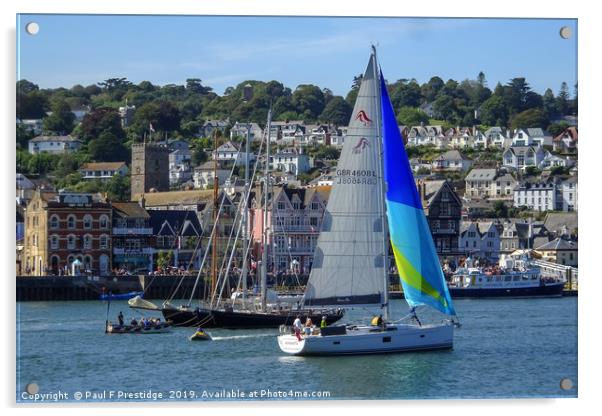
<box><xmin>278</xmin><ymin>323</ymin><xmax>453</xmax><ymax>356</ymax></box>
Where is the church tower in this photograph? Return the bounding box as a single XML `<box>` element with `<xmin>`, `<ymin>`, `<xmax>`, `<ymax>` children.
<box><xmin>130</xmin><ymin>143</ymin><xmax>170</xmax><ymax>199</ymax></box>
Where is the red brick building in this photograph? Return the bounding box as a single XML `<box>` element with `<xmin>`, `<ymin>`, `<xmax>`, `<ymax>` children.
<box><xmin>23</xmin><ymin>191</ymin><xmax>112</xmax><ymax>275</ymax></box>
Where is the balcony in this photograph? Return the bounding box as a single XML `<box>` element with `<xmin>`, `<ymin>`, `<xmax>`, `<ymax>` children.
<box><xmin>431</xmin><ymin>228</ymin><xmax>458</xmax><ymax>235</ymax></box>
<box><xmin>113</xmin><ymin>247</ymin><xmax>154</xmax><ymax>255</ymax></box>
<box><xmin>274</xmin><ymin>246</ymin><xmax>315</xmax><ymax>255</ymax></box>
<box><xmin>112</xmin><ymin>227</ymin><xmax>153</xmax><ymax>235</ymax></box>
<box><xmin>272</xmin><ymin>224</ymin><xmax>319</xmax><ymax>233</ymax></box>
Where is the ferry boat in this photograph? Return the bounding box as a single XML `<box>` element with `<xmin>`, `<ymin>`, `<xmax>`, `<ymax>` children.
<box><xmin>447</xmin><ymin>256</ymin><xmax>564</xmax><ymax>298</ymax></box>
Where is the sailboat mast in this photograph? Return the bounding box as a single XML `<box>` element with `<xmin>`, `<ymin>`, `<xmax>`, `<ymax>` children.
<box><xmin>372</xmin><ymin>46</ymin><xmax>390</xmax><ymax>321</ymax></box>
<box><xmin>241</xmin><ymin>125</ymin><xmax>251</xmax><ymax>301</ymax></box>
<box><xmin>261</xmin><ymin>109</ymin><xmax>272</xmax><ymax>312</ymax></box>
<box><xmin>211</xmin><ymin>131</ymin><xmax>219</xmax><ymax>299</ymax></box>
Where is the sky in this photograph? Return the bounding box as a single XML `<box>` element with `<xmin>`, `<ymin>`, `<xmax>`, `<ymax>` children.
<box><xmin>16</xmin><ymin>14</ymin><xmax>578</xmax><ymax>97</ymax></box>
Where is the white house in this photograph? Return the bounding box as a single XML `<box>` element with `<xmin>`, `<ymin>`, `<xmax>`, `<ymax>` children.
<box><xmin>212</xmin><ymin>141</ymin><xmax>256</xmax><ymax>166</ymax></box>
<box><xmin>513</xmin><ymin>128</ymin><xmax>552</xmax><ymax>147</ymax></box>
<box><xmin>230</xmin><ymin>122</ymin><xmax>263</xmax><ymax>141</ymax></box>
<box><xmin>552</xmin><ymin>127</ymin><xmax>578</xmax><ymax>153</ymax></box>
<box><xmin>17</xmin><ymin>119</ymin><xmax>44</xmax><ymax>135</ymax></box>
<box><xmin>270</xmin><ymin>148</ymin><xmax>310</xmax><ymax>177</ymax></box>
<box><xmin>502</xmin><ymin>146</ymin><xmax>546</xmax><ymax>171</ymax></box>
<box><xmin>559</xmin><ymin>176</ymin><xmax>578</xmax><ymax>212</ymax></box>
<box><xmin>200</xmin><ymin>120</ymin><xmax>229</xmax><ymax>138</ymax></box>
<box><xmin>432</xmin><ymin>150</ymin><xmax>472</xmax><ymax>172</ymax></box>
<box><xmin>513</xmin><ymin>181</ymin><xmax>557</xmax><ymax>212</ymax></box>
<box><xmin>485</xmin><ymin>127</ymin><xmax>511</xmax><ymax>148</ymax></box>
<box><xmin>193</xmin><ymin>161</ymin><xmax>230</xmax><ymax>189</ymax></box>
<box><xmin>169</xmin><ymin>149</ymin><xmax>192</xmax><ymax>186</ymax></box>
<box><xmin>78</xmin><ymin>162</ymin><xmax>129</xmax><ymax>181</ymax></box>
<box><xmin>465</xmin><ymin>169</ymin><xmax>497</xmax><ymax>198</ymax></box>
<box><xmin>459</xmin><ymin>221</ymin><xmax>502</xmax><ymax>261</ymax></box>
<box><xmin>539</xmin><ymin>153</ymin><xmax>575</xmax><ymax>170</ymax></box>
<box><xmin>490</xmin><ymin>172</ymin><xmax>518</xmax><ymax>200</ymax></box>
<box><xmin>28</xmin><ymin>135</ymin><xmax>82</xmax><ymax>155</ymax></box>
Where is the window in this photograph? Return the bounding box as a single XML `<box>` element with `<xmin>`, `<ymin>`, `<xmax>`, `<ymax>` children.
<box><xmin>67</xmin><ymin>235</ymin><xmax>76</xmax><ymax>250</ymax></box>
<box><xmin>67</xmin><ymin>215</ymin><xmax>76</xmax><ymax>229</ymax></box>
<box><xmin>100</xmin><ymin>215</ymin><xmax>109</xmax><ymax>229</ymax></box>
<box><xmin>50</xmin><ymin>215</ymin><xmax>59</xmax><ymax>229</ymax></box>
<box><xmin>83</xmin><ymin>215</ymin><xmax>93</xmax><ymax>229</ymax></box>
<box><xmin>50</xmin><ymin>235</ymin><xmax>59</xmax><ymax>250</ymax></box>
<box><xmin>277</xmin><ymin>202</ymin><xmax>286</xmax><ymax>210</ymax></box>
<box><xmin>310</xmin><ymin>217</ymin><xmax>318</xmax><ymax>227</ymax></box>
<box><xmin>83</xmin><ymin>234</ymin><xmax>92</xmax><ymax>250</ymax></box>
<box><xmin>99</xmin><ymin>235</ymin><xmax>108</xmax><ymax>249</ymax></box>
<box><xmin>311</xmin><ymin>202</ymin><xmax>320</xmax><ymax>210</ymax></box>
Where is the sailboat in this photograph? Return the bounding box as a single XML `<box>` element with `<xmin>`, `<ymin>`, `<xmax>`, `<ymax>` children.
<box><xmin>131</xmin><ymin>113</ymin><xmax>344</xmax><ymax>328</ymax></box>
<box><xmin>277</xmin><ymin>48</ymin><xmax>458</xmax><ymax>355</ymax></box>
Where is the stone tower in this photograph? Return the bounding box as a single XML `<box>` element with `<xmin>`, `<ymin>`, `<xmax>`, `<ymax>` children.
<box><xmin>130</xmin><ymin>143</ymin><xmax>170</xmax><ymax>199</ymax></box>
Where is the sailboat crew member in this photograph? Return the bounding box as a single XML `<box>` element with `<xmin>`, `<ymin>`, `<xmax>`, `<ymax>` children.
<box><xmin>293</xmin><ymin>315</ymin><xmax>303</xmax><ymax>340</ymax></box>
<box><xmin>320</xmin><ymin>316</ymin><xmax>327</xmax><ymax>329</ymax></box>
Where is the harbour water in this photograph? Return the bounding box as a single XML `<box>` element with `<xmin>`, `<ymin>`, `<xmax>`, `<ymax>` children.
<box><xmin>16</xmin><ymin>297</ymin><xmax>577</xmax><ymax>402</ymax></box>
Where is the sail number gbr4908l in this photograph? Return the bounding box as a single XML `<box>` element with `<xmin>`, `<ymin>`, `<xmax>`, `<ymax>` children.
<box><xmin>336</xmin><ymin>169</ymin><xmax>378</xmax><ymax>185</ymax></box>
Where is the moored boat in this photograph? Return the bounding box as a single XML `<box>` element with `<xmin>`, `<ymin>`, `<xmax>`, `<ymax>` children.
<box><xmin>448</xmin><ymin>256</ymin><xmax>564</xmax><ymax>298</ymax></box>
<box><xmin>106</xmin><ymin>321</ymin><xmax>172</xmax><ymax>334</ymax></box>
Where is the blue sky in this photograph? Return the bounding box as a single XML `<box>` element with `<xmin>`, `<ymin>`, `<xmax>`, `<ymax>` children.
<box><xmin>17</xmin><ymin>15</ymin><xmax>577</xmax><ymax>97</ymax></box>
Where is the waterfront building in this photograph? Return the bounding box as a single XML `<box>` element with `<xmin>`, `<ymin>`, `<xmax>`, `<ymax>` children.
<box><xmin>250</xmin><ymin>184</ymin><xmax>330</xmax><ymax>275</ymax></box>
<box><xmin>23</xmin><ymin>190</ymin><xmax>112</xmax><ymax>276</ymax></box>
<box><xmin>212</xmin><ymin>141</ymin><xmax>256</xmax><ymax>166</ymax></box>
<box><xmin>535</xmin><ymin>237</ymin><xmax>578</xmax><ymax>267</ymax></box>
<box><xmin>79</xmin><ymin>162</ymin><xmax>128</xmax><ymax>181</ymax></box>
<box><xmin>499</xmin><ymin>219</ymin><xmax>548</xmax><ymax>255</ymax></box>
<box><xmin>543</xmin><ymin>212</ymin><xmax>578</xmax><ymax>240</ymax></box>
<box><xmin>148</xmin><ymin>210</ymin><xmax>203</xmax><ymax>270</ymax></box>
<box><xmin>28</xmin><ymin>135</ymin><xmax>82</xmax><ymax>155</ymax></box>
<box><xmin>459</xmin><ymin>220</ymin><xmax>502</xmax><ymax>262</ymax></box>
<box><xmin>417</xmin><ymin>180</ymin><xmax>463</xmax><ymax>259</ymax></box>
<box><xmin>558</xmin><ymin>176</ymin><xmax>578</xmax><ymax>212</ymax></box>
<box><xmin>111</xmin><ymin>202</ymin><xmax>154</xmax><ymax>273</ymax></box>
<box><xmin>130</xmin><ymin>142</ymin><xmax>170</xmax><ymax>199</ymax></box>
<box><xmin>465</xmin><ymin>168</ymin><xmax>497</xmax><ymax>198</ymax></box>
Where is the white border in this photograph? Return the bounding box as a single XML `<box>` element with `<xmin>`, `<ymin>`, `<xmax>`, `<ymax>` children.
<box><xmin>2</xmin><ymin>1</ymin><xmax>599</xmax><ymax>415</ymax></box>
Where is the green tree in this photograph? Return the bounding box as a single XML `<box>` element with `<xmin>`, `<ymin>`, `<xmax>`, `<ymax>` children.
<box><xmin>396</xmin><ymin>106</ymin><xmax>429</xmax><ymax>126</ymax></box>
<box><xmin>345</xmin><ymin>74</ymin><xmax>363</xmax><ymax>106</ymax></box>
<box><xmin>88</xmin><ymin>131</ymin><xmax>129</xmax><ymax>162</ymax></box>
<box><xmin>556</xmin><ymin>82</ymin><xmax>570</xmax><ymax>115</ymax></box>
<box><xmin>510</xmin><ymin>108</ymin><xmax>549</xmax><ymax>130</ymax></box>
<box><xmin>106</xmin><ymin>174</ymin><xmax>131</xmax><ymax>201</ymax></box>
<box><xmin>492</xmin><ymin>200</ymin><xmax>508</xmax><ymax>218</ymax></box>
<box><xmin>432</xmin><ymin>95</ymin><xmax>456</xmax><ymax>122</ymax></box>
<box><xmin>421</xmin><ymin>76</ymin><xmax>445</xmax><ymax>102</ymax></box>
<box><xmin>479</xmin><ymin>96</ymin><xmax>508</xmax><ymax>126</ymax></box>
<box><xmin>16</xmin><ymin>124</ymin><xmax>35</xmax><ymax>149</ymax></box>
<box><xmin>156</xmin><ymin>251</ymin><xmax>173</xmax><ymax>270</ymax></box>
<box><xmin>292</xmin><ymin>85</ymin><xmax>325</xmax><ymax>120</ymax></box>
<box><xmin>319</xmin><ymin>96</ymin><xmax>352</xmax><ymax>126</ymax></box>
<box><xmin>80</xmin><ymin>107</ymin><xmax>125</xmax><ymax>142</ymax></box>
<box><xmin>42</xmin><ymin>100</ymin><xmax>75</xmax><ymax>134</ymax></box>
<box><xmin>185</xmin><ymin>78</ymin><xmax>212</xmax><ymax>95</ymax></box>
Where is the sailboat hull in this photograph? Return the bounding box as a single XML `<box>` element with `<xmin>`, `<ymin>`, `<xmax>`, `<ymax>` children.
<box><xmin>277</xmin><ymin>323</ymin><xmax>453</xmax><ymax>356</ymax></box>
<box><xmin>161</xmin><ymin>307</ymin><xmax>345</xmax><ymax>329</ymax></box>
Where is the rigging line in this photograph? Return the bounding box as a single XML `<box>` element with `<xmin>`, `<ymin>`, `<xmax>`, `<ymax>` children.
<box><xmin>203</xmin><ymin>122</ymin><xmax>267</xmax><ymax>308</ymax></box>
<box><xmin>211</xmin><ymin>134</ymin><xmax>265</xmax><ymax>307</ymax></box>
<box><xmin>184</xmin><ymin>146</ymin><xmax>244</xmax><ymax>307</ymax></box>
<box><xmin>231</xmin><ymin>235</ymin><xmax>255</xmax><ymax>308</ymax></box>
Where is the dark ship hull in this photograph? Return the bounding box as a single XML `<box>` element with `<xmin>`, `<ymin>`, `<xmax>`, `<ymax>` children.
<box><xmin>162</xmin><ymin>306</ymin><xmax>344</xmax><ymax>329</ymax></box>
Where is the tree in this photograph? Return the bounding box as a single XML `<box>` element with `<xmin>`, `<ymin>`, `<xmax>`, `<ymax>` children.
<box><xmin>477</xmin><ymin>71</ymin><xmax>487</xmax><ymax>87</ymax></box>
<box><xmin>106</xmin><ymin>174</ymin><xmax>131</xmax><ymax>201</ymax></box>
<box><xmin>186</xmin><ymin>78</ymin><xmax>212</xmax><ymax>95</ymax></box>
<box><xmin>80</xmin><ymin>107</ymin><xmax>125</xmax><ymax>142</ymax></box>
<box><xmin>396</xmin><ymin>106</ymin><xmax>429</xmax><ymax>126</ymax></box>
<box><xmin>17</xmin><ymin>89</ymin><xmax>48</xmax><ymax>119</ymax></box>
<box><xmin>421</xmin><ymin>76</ymin><xmax>445</xmax><ymax>102</ymax></box>
<box><xmin>132</xmin><ymin>101</ymin><xmax>181</xmax><ymax>136</ymax></box>
<box><xmin>345</xmin><ymin>74</ymin><xmax>363</xmax><ymax>106</ymax></box>
<box><xmin>556</xmin><ymin>82</ymin><xmax>570</xmax><ymax>115</ymax></box>
<box><xmin>547</xmin><ymin>121</ymin><xmax>569</xmax><ymax>137</ymax></box>
<box><xmin>479</xmin><ymin>95</ymin><xmax>508</xmax><ymax>126</ymax></box>
<box><xmin>16</xmin><ymin>124</ymin><xmax>34</xmax><ymax>149</ymax></box>
<box><xmin>432</xmin><ymin>95</ymin><xmax>456</xmax><ymax>122</ymax></box>
<box><xmin>88</xmin><ymin>131</ymin><xmax>129</xmax><ymax>162</ymax></box>
<box><xmin>292</xmin><ymin>85</ymin><xmax>325</xmax><ymax>120</ymax></box>
<box><xmin>510</xmin><ymin>108</ymin><xmax>549</xmax><ymax>130</ymax></box>
<box><xmin>42</xmin><ymin>99</ymin><xmax>75</xmax><ymax>134</ymax></box>
<box><xmin>156</xmin><ymin>251</ymin><xmax>173</xmax><ymax>270</ymax></box>
<box><xmin>17</xmin><ymin>80</ymin><xmax>39</xmax><ymax>94</ymax></box>
<box><xmin>319</xmin><ymin>96</ymin><xmax>352</xmax><ymax>126</ymax></box>
<box><xmin>542</xmin><ymin>88</ymin><xmax>558</xmax><ymax>120</ymax></box>
<box><xmin>492</xmin><ymin>200</ymin><xmax>508</xmax><ymax>218</ymax></box>
<box><xmin>390</xmin><ymin>79</ymin><xmax>422</xmax><ymax>108</ymax></box>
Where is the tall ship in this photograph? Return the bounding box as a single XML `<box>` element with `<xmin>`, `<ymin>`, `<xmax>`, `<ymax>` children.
<box><xmin>447</xmin><ymin>255</ymin><xmax>564</xmax><ymax>298</ymax></box>
<box><xmin>129</xmin><ymin>110</ymin><xmax>343</xmax><ymax>328</ymax></box>
<box><xmin>278</xmin><ymin>48</ymin><xmax>458</xmax><ymax>356</ymax></box>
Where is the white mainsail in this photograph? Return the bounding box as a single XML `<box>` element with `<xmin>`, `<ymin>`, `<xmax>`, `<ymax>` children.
<box><xmin>304</xmin><ymin>54</ymin><xmax>386</xmax><ymax>306</ymax></box>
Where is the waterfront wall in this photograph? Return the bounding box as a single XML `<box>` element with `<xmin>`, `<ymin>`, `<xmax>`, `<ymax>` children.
<box><xmin>16</xmin><ymin>275</ymin><xmax>205</xmax><ymax>301</ymax></box>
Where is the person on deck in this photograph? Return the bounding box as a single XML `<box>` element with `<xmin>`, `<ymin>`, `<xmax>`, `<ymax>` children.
<box><xmin>371</xmin><ymin>314</ymin><xmax>384</xmax><ymax>329</ymax></box>
<box><xmin>304</xmin><ymin>317</ymin><xmax>313</xmax><ymax>335</ymax></box>
<box><xmin>320</xmin><ymin>316</ymin><xmax>327</xmax><ymax>329</ymax></box>
<box><xmin>118</xmin><ymin>311</ymin><xmax>124</xmax><ymax>326</ymax></box>
<box><xmin>293</xmin><ymin>315</ymin><xmax>303</xmax><ymax>341</ymax></box>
